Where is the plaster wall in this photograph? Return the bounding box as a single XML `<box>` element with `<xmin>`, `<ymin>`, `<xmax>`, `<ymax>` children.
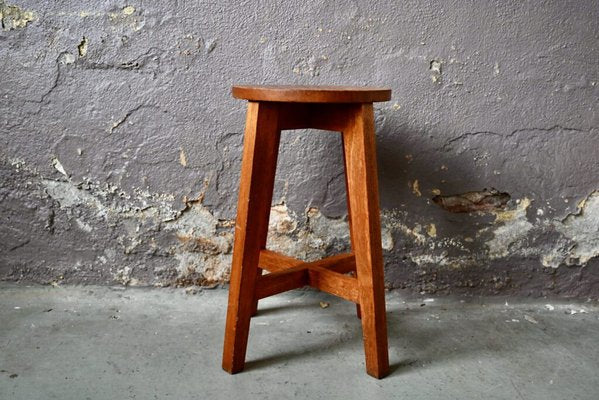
<box><xmin>1</xmin><ymin>0</ymin><xmax>598</xmax><ymax>296</ymax></box>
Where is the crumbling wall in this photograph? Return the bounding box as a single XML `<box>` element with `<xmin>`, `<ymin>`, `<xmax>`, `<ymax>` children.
<box><xmin>1</xmin><ymin>1</ymin><xmax>598</xmax><ymax>297</ymax></box>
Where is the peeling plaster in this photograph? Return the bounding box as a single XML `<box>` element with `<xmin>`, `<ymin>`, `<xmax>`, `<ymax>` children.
<box><xmin>36</xmin><ymin>174</ymin><xmax>357</xmax><ymax>286</ymax></box>
<box><xmin>427</xmin><ymin>224</ymin><xmax>437</xmax><ymax>238</ymax></box>
<box><xmin>58</xmin><ymin>52</ymin><xmax>75</xmax><ymax>65</ymax></box>
<box><xmin>114</xmin><ymin>266</ymin><xmax>137</xmax><ymax>286</ymax></box>
<box><xmin>381</xmin><ymin>210</ymin><xmax>427</xmax><ymax>246</ymax></box>
<box><xmin>0</xmin><ymin>1</ymin><xmax>35</xmax><ymax>31</ymax></box>
<box><xmin>33</xmin><ymin>171</ymin><xmax>366</xmax><ymax>286</ymax></box>
<box><xmin>78</xmin><ymin>36</ymin><xmax>88</xmax><ymax>57</ymax></box>
<box><xmin>543</xmin><ymin>191</ymin><xmax>599</xmax><ymax>268</ymax></box>
<box><xmin>486</xmin><ymin>198</ymin><xmax>533</xmax><ymax>259</ymax></box>
<box><xmin>430</xmin><ymin>59</ymin><xmax>442</xmax><ymax>83</ymax></box>
<box><xmin>2</xmin><ymin>1</ymin><xmax>599</xmax><ymax>297</ymax></box>
<box><xmin>557</xmin><ymin>192</ymin><xmax>599</xmax><ymax>264</ymax></box>
<box><xmin>411</xmin><ymin>179</ymin><xmax>421</xmax><ymax>197</ymax></box>
<box><xmin>266</xmin><ymin>204</ymin><xmax>350</xmax><ymax>261</ymax></box>
<box><xmin>179</xmin><ymin>148</ymin><xmax>188</xmax><ymax>167</ymax></box>
<box><xmin>3</xmin><ymin>156</ymin><xmax>599</xmax><ymax>295</ymax></box>
<box><xmin>122</xmin><ymin>6</ymin><xmax>135</xmax><ymax>16</ymax></box>
<box><xmin>433</xmin><ymin>189</ymin><xmax>510</xmax><ymax>213</ymax></box>
<box><xmin>108</xmin><ymin>4</ymin><xmax>142</xmax><ymax>31</ymax></box>
<box><xmin>51</xmin><ymin>158</ymin><xmax>68</xmax><ymax>177</ymax></box>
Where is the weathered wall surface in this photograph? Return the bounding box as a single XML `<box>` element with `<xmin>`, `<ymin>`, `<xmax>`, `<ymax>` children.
<box><xmin>1</xmin><ymin>1</ymin><xmax>598</xmax><ymax>297</ymax></box>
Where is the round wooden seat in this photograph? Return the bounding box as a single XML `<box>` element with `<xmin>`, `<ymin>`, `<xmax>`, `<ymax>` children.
<box><xmin>232</xmin><ymin>85</ymin><xmax>391</xmax><ymax>103</ymax></box>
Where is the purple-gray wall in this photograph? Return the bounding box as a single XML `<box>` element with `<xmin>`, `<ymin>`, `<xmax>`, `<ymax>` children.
<box><xmin>1</xmin><ymin>0</ymin><xmax>598</xmax><ymax>297</ymax></box>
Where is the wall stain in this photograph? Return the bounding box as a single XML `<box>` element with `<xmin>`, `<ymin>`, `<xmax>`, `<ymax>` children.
<box><xmin>545</xmin><ymin>191</ymin><xmax>599</xmax><ymax>267</ymax></box>
<box><xmin>78</xmin><ymin>36</ymin><xmax>88</xmax><ymax>57</ymax></box>
<box><xmin>485</xmin><ymin>198</ymin><xmax>533</xmax><ymax>259</ymax></box>
<box><xmin>1</xmin><ymin>2</ymin><xmax>598</xmax><ymax>298</ymax></box>
<box><xmin>2</xmin><ymin>157</ymin><xmax>598</xmax><ymax>295</ymax></box>
<box><xmin>0</xmin><ymin>1</ymin><xmax>35</xmax><ymax>31</ymax></box>
<box><xmin>433</xmin><ymin>189</ymin><xmax>510</xmax><ymax>213</ymax></box>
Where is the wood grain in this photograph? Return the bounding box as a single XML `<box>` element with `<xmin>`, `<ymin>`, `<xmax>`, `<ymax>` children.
<box><xmin>254</xmin><ymin>253</ymin><xmax>358</xmax><ymax>302</ymax></box>
<box><xmin>258</xmin><ymin>249</ymin><xmax>304</xmax><ymax>272</ymax></box>
<box><xmin>232</xmin><ymin>85</ymin><xmax>391</xmax><ymax>104</ymax></box>
<box><xmin>254</xmin><ymin>267</ymin><xmax>308</xmax><ymax>299</ymax></box>
<box><xmin>222</xmin><ymin>101</ymin><xmax>281</xmax><ymax>374</ymax></box>
<box><xmin>223</xmin><ymin>87</ymin><xmax>391</xmax><ymax>378</ymax></box>
<box><xmin>342</xmin><ymin>130</ymin><xmax>362</xmax><ymax>319</ymax></box>
<box><xmin>307</xmin><ymin>267</ymin><xmax>359</xmax><ymax>303</ymax></box>
<box><xmin>342</xmin><ymin>103</ymin><xmax>390</xmax><ymax>379</ymax></box>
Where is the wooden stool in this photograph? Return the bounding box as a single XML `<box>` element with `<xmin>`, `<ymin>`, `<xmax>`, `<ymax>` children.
<box><xmin>222</xmin><ymin>85</ymin><xmax>391</xmax><ymax>378</ymax></box>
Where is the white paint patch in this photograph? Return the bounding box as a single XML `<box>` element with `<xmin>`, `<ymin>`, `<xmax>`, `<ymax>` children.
<box><xmin>173</xmin><ymin>252</ymin><xmax>232</xmax><ymax>283</ymax></box>
<box><xmin>427</xmin><ymin>223</ymin><xmax>437</xmax><ymax>238</ymax></box>
<box><xmin>539</xmin><ymin>191</ymin><xmax>599</xmax><ymax>268</ymax></box>
<box><xmin>486</xmin><ymin>198</ymin><xmax>533</xmax><ymax>258</ymax></box>
<box><xmin>59</xmin><ymin>53</ymin><xmax>76</xmax><ymax>65</ymax></box>
<box><xmin>269</xmin><ymin>204</ymin><xmax>298</xmax><ymax>234</ymax></box>
<box><xmin>75</xmin><ymin>218</ymin><xmax>93</xmax><ymax>232</ymax></box>
<box><xmin>381</xmin><ymin>227</ymin><xmax>394</xmax><ymax>251</ymax></box>
<box><xmin>555</xmin><ymin>191</ymin><xmax>599</xmax><ymax>265</ymax></box>
<box><xmin>266</xmin><ymin>206</ymin><xmax>350</xmax><ymax>261</ymax></box>
<box><xmin>113</xmin><ymin>266</ymin><xmax>133</xmax><ymax>285</ymax></box>
<box><xmin>52</xmin><ymin>158</ymin><xmax>68</xmax><ymax>177</ymax></box>
<box><xmin>166</xmin><ymin>202</ymin><xmax>218</xmax><ymax>238</ymax></box>
<box><xmin>78</xmin><ymin>37</ymin><xmax>88</xmax><ymax>57</ymax></box>
<box><xmin>382</xmin><ymin>210</ymin><xmax>427</xmax><ymax>246</ymax></box>
<box><xmin>43</xmin><ymin>180</ymin><xmax>103</xmax><ymax>210</ymax></box>
<box><xmin>179</xmin><ymin>148</ymin><xmax>187</xmax><ymax>167</ymax></box>
<box><xmin>0</xmin><ymin>3</ymin><xmax>36</xmax><ymax>31</ymax></box>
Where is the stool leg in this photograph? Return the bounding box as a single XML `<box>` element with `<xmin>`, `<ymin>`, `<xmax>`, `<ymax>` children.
<box><xmin>342</xmin><ymin>103</ymin><xmax>389</xmax><ymax>379</ymax></box>
<box><xmin>342</xmin><ymin>134</ymin><xmax>362</xmax><ymax>320</ymax></box>
<box><xmin>222</xmin><ymin>101</ymin><xmax>280</xmax><ymax>374</ymax></box>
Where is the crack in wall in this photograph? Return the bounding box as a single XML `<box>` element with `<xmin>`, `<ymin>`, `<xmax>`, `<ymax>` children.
<box><xmin>108</xmin><ymin>104</ymin><xmax>149</xmax><ymax>134</ymax></box>
<box><xmin>441</xmin><ymin>126</ymin><xmax>591</xmax><ymax>152</ymax></box>
<box><xmin>2</xmin><ymin>1</ymin><xmax>599</xmax><ymax>297</ymax></box>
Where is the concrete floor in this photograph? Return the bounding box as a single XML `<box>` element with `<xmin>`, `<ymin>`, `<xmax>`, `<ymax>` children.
<box><xmin>0</xmin><ymin>283</ymin><xmax>598</xmax><ymax>400</ymax></box>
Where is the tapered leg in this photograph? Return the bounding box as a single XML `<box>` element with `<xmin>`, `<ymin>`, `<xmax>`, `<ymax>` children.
<box><xmin>342</xmin><ymin>103</ymin><xmax>389</xmax><ymax>379</ymax></box>
<box><xmin>342</xmin><ymin>133</ymin><xmax>362</xmax><ymax>320</ymax></box>
<box><xmin>222</xmin><ymin>101</ymin><xmax>281</xmax><ymax>374</ymax></box>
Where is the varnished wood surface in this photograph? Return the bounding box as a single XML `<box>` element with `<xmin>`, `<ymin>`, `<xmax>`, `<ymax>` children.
<box><xmin>255</xmin><ymin>252</ymin><xmax>359</xmax><ymax>302</ymax></box>
<box><xmin>342</xmin><ymin>103</ymin><xmax>390</xmax><ymax>378</ymax></box>
<box><xmin>307</xmin><ymin>266</ymin><xmax>360</xmax><ymax>303</ymax></box>
<box><xmin>232</xmin><ymin>85</ymin><xmax>391</xmax><ymax>103</ymax></box>
<box><xmin>223</xmin><ymin>94</ymin><xmax>390</xmax><ymax>378</ymax></box>
<box><xmin>222</xmin><ymin>102</ymin><xmax>281</xmax><ymax>374</ymax></box>
<box><xmin>257</xmin><ymin>249</ymin><xmax>304</xmax><ymax>272</ymax></box>
<box><xmin>258</xmin><ymin>250</ymin><xmax>356</xmax><ymax>274</ymax></box>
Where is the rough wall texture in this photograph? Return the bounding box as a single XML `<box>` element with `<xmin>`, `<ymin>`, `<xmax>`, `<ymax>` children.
<box><xmin>1</xmin><ymin>1</ymin><xmax>598</xmax><ymax>297</ymax></box>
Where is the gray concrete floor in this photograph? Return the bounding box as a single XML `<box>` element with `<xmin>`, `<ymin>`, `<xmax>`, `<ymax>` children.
<box><xmin>0</xmin><ymin>283</ymin><xmax>598</xmax><ymax>400</ymax></box>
